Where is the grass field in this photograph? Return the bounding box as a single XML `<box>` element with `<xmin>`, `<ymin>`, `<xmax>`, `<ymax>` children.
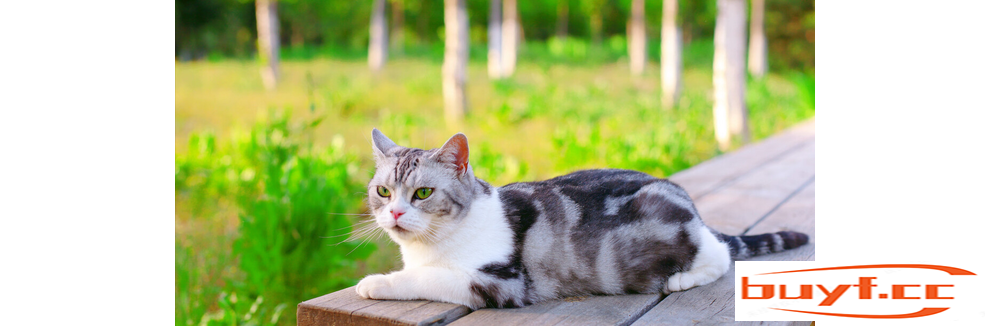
<box><xmin>175</xmin><ymin>40</ymin><xmax>814</xmax><ymax>325</ymax></box>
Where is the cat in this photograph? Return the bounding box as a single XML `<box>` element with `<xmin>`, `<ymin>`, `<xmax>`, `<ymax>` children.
<box><xmin>355</xmin><ymin>129</ymin><xmax>809</xmax><ymax>309</ymax></box>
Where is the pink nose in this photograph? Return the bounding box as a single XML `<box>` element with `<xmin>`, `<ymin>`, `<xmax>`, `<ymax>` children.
<box><xmin>391</xmin><ymin>210</ymin><xmax>405</xmax><ymax>220</ymax></box>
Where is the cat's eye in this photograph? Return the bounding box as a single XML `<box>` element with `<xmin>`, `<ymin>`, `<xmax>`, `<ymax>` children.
<box><xmin>376</xmin><ymin>186</ymin><xmax>391</xmax><ymax>197</ymax></box>
<box><xmin>413</xmin><ymin>187</ymin><xmax>433</xmax><ymax>200</ymax></box>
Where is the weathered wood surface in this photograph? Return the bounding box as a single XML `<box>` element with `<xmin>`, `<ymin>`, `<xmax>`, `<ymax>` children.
<box><xmin>298</xmin><ymin>118</ymin><xmax>816</xmax><ymax>325</ymax></box>
<box><xmin>449</xmin><ymin>293</ymin><xmax>660</xmax><ymax>326</ymax></box>
<box><xmin>298</xmin><ymin>287</ymin><xmax>471</xmax><ymax>326</ymax></box>
<box><xmin>632</xmin><ymin>181</ymin><xmax>816</xmax><ymax>326</ymax></box>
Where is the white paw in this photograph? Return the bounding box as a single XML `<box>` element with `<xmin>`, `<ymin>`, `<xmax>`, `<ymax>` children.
<box><xmin>665</xmin><ymin>272</ymin><xmax>695</xmax><ymax>293</ymax></box>
<box><xmin>355</xmin><ymin>274</ymin><xmax>393</xmax><ymax>299</ymax></box>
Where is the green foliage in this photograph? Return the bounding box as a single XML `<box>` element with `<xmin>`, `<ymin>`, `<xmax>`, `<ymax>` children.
<box><xmin>175</xmin><ymin>110</ymin><xmax>374</xmax><ymax>326</ymax></box>
<box><xmin>176</xmin><ymin>0</ymin><xmax>813</xmax><ymax>72</ymax></box>
<box><xmin>231</xmin><ymin>110</ymin><xmax>374</xmax><ymax>302</ymax></box>
<box><xmin>790</xmin><ymin>72</ymin><xmax>815</xmax><ymax>112</ymax></box>
<box><xmin>197</xmin><ymin>292</ymin><xmax>287</xmax><ymax>326</ymax></box>
<box><xmin>471</xmin><ymin>142</ymin><xmax>533</xmax><ymax>186</ymax></box>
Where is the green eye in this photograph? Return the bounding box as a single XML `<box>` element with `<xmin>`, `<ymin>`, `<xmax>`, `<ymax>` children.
<box><xmin>414</xmin><ymin>187</ymin><xmax>434</xmax><ymax>200</ymax></box>
<box><xmin>376</xmin><ymin>186</ymin><xmax>391</xmax><ymax>197</ymax></box>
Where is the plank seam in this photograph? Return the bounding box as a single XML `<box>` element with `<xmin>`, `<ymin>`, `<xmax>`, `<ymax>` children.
<box><xmin>741</xmin><ymin>175</ymin><xmax>815</xmax><ymax>236</ymax></box>
<box><xmin>692</xmin><ymin>138</ymin><xmax>814</xmax><ymax>201</ymax></box>
<box><xmin>616</xmin><ymin>294</ymin><xmax>665</xmax><ymax>326</ymax></box>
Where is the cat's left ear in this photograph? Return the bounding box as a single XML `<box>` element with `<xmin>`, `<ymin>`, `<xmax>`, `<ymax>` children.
<box><xmin>432</xmin><ymin>133</ymin><xmax>469</xmax><ymax>175</ymax></box>
<box><xmin>371</xmin><ymin>128</ymin><xmax>398</xmax><ymax>161</ymax></box>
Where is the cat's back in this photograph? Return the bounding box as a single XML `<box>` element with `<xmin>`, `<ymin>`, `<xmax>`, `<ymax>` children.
<box><xmin>493</xmin><ymin>169</ymin><xmax>701</xmax><ymax>299</ymax></box>
<box><xmin>501</xmin><ymin>169</ymin><xmax>662</xmax><ymax>194</ymax></box>
<box><xmin>498</xmin><ymin>169</ymin><xmax>690</xmax><ymax>212</ymax></box>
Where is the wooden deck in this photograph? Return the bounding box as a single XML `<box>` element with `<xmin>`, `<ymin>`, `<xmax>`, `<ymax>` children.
<box><xmin>298</xmin><ymin>118</ymin><xmax>816</xmax><ymax>326</ymax></box>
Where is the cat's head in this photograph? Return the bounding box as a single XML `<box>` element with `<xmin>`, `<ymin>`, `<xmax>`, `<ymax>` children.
<box><xmin>366</xmin><ymin>129</ymin><xmax>479</xmax><ymax>244</ymax></box>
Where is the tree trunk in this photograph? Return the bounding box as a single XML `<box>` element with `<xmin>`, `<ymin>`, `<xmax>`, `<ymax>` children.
<box><xmin>391</xmin><ymin>0</ymin><xmax>405</xmax><ymax>54</ymax></box>
<box><xmin>660</xmin><ymin>0</ymin><xmax>682</xmax><ymax>108</ymax></box>
<box><xmin>713</xmin><ymin>0</ymin><xmax>749</xmax><ymax>150</ymax></box>
<box><xmin>556</xmin><ymin>0</ymin><xmax>569</xmax><ymax>38</ymax></box>
<box><xmin>748</xmin><ymin>0</ymin><xmax>768</xmax><ymax>77</ymax></box>
<box><xmin>256</xmin><ymin>0</ymin><xmax>279</xmax><ymax>90</ymax></box>
<box><xmin>629</xmin><ymin>0</ymin><xmax>646</xmax><ymax>75</ymax></box>
<box><xmin>488</xmin><ymin>0</ymin><xmax>502</xmax><ymax>78</ymax></box>
<box><xmin>443</xmin><ymin>0</ymin><xmax>469</xmax><ymax>124</ymax></box>
<box><xmin>590</xmin><ymin>11</ymin><xmax>603</xmax><ymax>45</ymax></box>
<box><xmin>369</xmin><ymin>0</ymin><xmax>389</xmax><ymax>71</ymax></box>
<box><xmin>500</xmin><ymin>0</ymin><xmax>518</xmax><ymax>77</ymax></box>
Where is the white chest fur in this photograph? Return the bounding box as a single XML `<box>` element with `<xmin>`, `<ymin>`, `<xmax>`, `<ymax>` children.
<box><xmin>396</xmin><ymin>188</ymin><xmax>514</xmax><ymax>271</ymax></box>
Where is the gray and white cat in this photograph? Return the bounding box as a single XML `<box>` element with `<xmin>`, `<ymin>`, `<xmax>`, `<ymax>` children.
<box><xmin>355</xmin><ymin>129</ymin><xmax>808</xmax><ymax>309</ymax></box>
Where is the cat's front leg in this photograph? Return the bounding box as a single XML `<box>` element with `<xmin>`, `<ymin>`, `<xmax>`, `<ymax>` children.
<box><xmin>355</xmin><ymin>266</ymin><xmax>481</xmax><ymax>308</ymax></box>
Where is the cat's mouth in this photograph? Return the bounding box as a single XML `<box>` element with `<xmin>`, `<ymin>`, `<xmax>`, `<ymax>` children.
<box><xmin>392</xmin><ymin>225</ymin><xmax>410</xmax><ymax>234</ymax></box>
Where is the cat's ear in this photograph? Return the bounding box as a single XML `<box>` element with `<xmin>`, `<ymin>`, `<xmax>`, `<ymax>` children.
<box><xmin>431</xmin><ymin>133</ymin><xmax>469</xmax><ymax>175</ymax></box>
<box><xmin>371</xmin><ymin>128</ymin><xmax>398</xmax><ymax>161</ymax></box>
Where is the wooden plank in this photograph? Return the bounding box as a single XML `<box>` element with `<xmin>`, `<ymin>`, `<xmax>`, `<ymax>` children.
<box><xmin>692</xmin><ymin>140</ymin><xmax>814</xmax><ymax>235</ymax></box>
<box><xmin>448</xmin><ymin>294</ymin><xmax>661</xmax><ymax>326</ymax></box>
<box><xmin>632</xmin><ymin>181</ymin><xmax>815</xmax><ymax>325</ymax></box>
<box><xmin>297</xmin><ymin>286</ymin><xmax>471</xmax><ymax>326</ymax></box>
<box><xmin>671</xmin><ymin>118</ymin><xmax>814</xmax><ymax>200</ymax></box>
<box><xmin>744</xmin><ymin>181</ymin><xmax>816</xmax><ymax>241</ymax></box>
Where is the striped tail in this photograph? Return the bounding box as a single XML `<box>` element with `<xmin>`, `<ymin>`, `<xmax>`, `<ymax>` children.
<box><xmin>712</xmin><ymin>229</ymin><xmax>809</xmax><ymax>260</ymax></box>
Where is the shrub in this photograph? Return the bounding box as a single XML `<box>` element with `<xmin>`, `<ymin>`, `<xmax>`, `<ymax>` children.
<box><xmin>175</xmin><ymin>110</ymin><xmax>374</xmax><ymax>325</ymax></box>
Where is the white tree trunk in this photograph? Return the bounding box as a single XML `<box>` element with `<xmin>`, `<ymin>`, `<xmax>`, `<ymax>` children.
<box><xmin>629</xmin><ymin>0</ymin><xmax>647</xmax><ymax>75</ymax></box>
<box><xmin>747</xmin><ymin>0</ymin><xmax>768</xmax><ymax>77</ymax></box>
<box><xmin>443</xmin><ymin>0</ymin><xmax>469</xmax><ymax>123</ymax></box>
<box><xmin>369</xmin><ymin>0</ymin><xmax>389</xmax><ymax>71</ymax></box>
<box><xmin>660</xmin><ymin>0</ymin><xmax>682</xmax><ymax>108</ymax></box>
<box><xmin>488</xmin><ymin>0</ymin><xmax>502</xmax><ymax>78</ymax></box>
<box><xmin>500</xmin><ymin>0</ymin><xmax>518</xmax><ymax>77</ymax></box>
<box><xmin>713</xmin><ymin>0</ymin><xmax>749</xmax><ymax>150</ymax></box>
<box><xmin>256</xmin><ymin>0</ymin><xmax>279</xmax><ymax>90</ymax></box>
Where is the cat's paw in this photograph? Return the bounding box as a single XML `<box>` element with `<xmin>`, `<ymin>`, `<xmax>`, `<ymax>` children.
<box><xmin>665</xmin><ymin>272</ymin><xmax>695</xmax><ymax>293</ymax></box>
<box><xmin>356</xmin><ymin>274</ymin><xmax>394</xmax><ymax>299</ymax></box>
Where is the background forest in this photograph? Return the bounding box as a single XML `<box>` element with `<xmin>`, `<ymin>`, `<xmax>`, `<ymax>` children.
<box><xmin>175</xmin><ymin>1</ymin><xmax>814</xmax><ymax>325</ymax></box>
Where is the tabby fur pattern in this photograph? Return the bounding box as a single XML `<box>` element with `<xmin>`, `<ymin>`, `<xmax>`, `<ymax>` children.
<box><xmin>355</xmin><ymin>129</ymin><xmax>809</xmax><ymax>309</ymax></box>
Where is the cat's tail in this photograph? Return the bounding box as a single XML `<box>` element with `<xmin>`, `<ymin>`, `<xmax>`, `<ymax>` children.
<box><xmin>711</xmin><ymin>229</ymin><xmax>809</xmax><ymax>260</ymax></box>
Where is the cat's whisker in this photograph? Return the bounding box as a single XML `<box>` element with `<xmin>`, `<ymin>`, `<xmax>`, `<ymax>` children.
<box><xmin>343</xmin><ymin>226</ymin><xmax>382</xmax><ymax>243</ymax></box>
<box><xmin>323</xmin><ymin>218</ymin><xmax>377</xmax><ymax>234</ymax></box>
<box><xmin>323</xmin><ymin>224</ymin><xmax>378</xmax><ymax>239</ymax></box>
<box><xmin>345</xmin><ymin>230</ymin><xmax>381</xmax><ymax>257</ymax></box>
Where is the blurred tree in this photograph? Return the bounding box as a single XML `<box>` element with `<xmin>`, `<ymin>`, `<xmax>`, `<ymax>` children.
<box><xmin>765</xmin><ymin>0</ymin><xmax>814</xmax><ymax>72</ymax></box>
<box><xmin>500</xmin><ymin>0</ymin><xmax>519</xmax><ymax>78</ymax></box>
<box><xmin>488</xmin><ymin>0</ymin><xmax>503</xmax><ymax>78</ymax></box>
<box><xmin>660</xmin><ymin>0</ymin><xmax>682</xmax><ymax>108</ymax></box>
<box><xmin>628</xmin><ymin>0</ymin><xmax>646</xmax><ymax>75</ymax></box>
<box><xmin>556</xmin><ymin>0</ymin><xmax>569</xmax><ymax>37</ymax></box>
<box><xmin>748</xmin><ymin>0</ymin><xmax>767</xmax><ymax>77</ymax></box>
<box><xmin>391</xmin><ymin>0</ymin><xmax>406</xmax><ymax>54</ymax></box>
<box><xmin>443</xmin><ymin>0</ymin><xmax>469</xmax><ymax>124</ymax></box>
<box><xmin>712</xmin><ymin>0</ymin><xmax>749</xmax><ymax>150</ymax></box>
<box><xmin>256</xmin><ymin>0</ymin><xmax>279</xmax><ymax>90</ymax></box>
<box><xmin>582</xmin><ymin>0</ymin><xmax>606</xmax><ymax>44</ymax></box>
<box><xmin>369</xmin><ymin>0</ymin><xmax>388</xmax><ymax>71</ymax></box>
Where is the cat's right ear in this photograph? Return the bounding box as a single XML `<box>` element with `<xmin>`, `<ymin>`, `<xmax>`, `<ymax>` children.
<box><xmin>371</xmin><ymin>128</ymin><xmax>398</xmax><ymax>161</ymax></box>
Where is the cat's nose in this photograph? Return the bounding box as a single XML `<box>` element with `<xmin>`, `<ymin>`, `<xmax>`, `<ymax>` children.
<box><xmin>391</xmin><ymin>210</ymin><xmax>405</xmax><ymax>220</ymax></box>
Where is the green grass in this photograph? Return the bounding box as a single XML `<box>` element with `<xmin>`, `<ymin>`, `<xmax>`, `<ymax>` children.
<box><xmin>175</xmin><ymin>39</ymin><xmax>814</xmax><ymax>326</ymax></box>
